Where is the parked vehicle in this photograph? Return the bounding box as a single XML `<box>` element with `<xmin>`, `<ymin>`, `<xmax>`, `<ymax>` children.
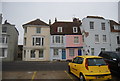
<box><xmin>99</xmin><ymin>51</ymin><xmax>120</xmax><ymax>74</ymax></box>
<box><xmin>68</xmin><ymin>56</ymin><xmax>112</xmax><ymax>81</ymax></box>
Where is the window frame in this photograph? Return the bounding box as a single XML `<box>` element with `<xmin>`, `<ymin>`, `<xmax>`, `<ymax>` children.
<box><xmin>74</xmin><ymin>36</ymin><xmax>79</xmax><ymax>44</ymax></box>
<box><xmin>95</xmin><ymin>34</ymin><xmax>99</xmax><ymax>43</ymax></box>
<box><xmin>73</xmin><ymin>27</ymin><xmax>78</xmax><ymax>33</ymax></box>
<box><xmin>30</xmin><ymin>50</ymin><xmax>35</xmax><ymax>59</ymax></box>
<box><xmin>39</xmin><ymin>50</ymin><xmax>44</xmax><ymax>59</ymax></box>
<box><xmin>101</xmin><ymin>23</ymin><xmax>105</xmax><ymax>30</ymax></box>
<box><xmin>69</xmin><ymin>49</ymin><xmax>74</xmax><ymax>56</ymax></box>
<box><xmin>90</xmin><ymin>22</ymin><xmax>94</xmax><ymax>29</ymax></box>
<box><xmin>36</xmin><ymin>27</ymin><xmax>41</xmax><ymax>33</ymax></box>
<box><xmin>57</xmin><ymin>27</ymin><xmax>63</xmax><ymax>32</ymax></box>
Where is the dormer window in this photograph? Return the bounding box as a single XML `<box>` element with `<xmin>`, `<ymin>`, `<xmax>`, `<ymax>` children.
<box><xmin>73</xmin><ymin>27</ymin><xmax>78</xmax><ymax>33</ymax></box>
<box><xmin>57</xmin><ymin>27</ymin><xmax>62</xmax><ymax>32</ymax></box>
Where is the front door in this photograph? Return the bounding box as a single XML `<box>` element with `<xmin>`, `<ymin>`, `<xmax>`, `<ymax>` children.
<box><xmin>78</xmin><ymin>49</ymin><xmax>82</xmax><ymax>56</ymax></box>
<box><xmin>62</xmin><ymin>49</ymin><xmax>66</xmax><ymax>59</ymax></box>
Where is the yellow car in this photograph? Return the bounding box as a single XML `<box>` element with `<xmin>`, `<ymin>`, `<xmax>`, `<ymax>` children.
<box><xmin>68</xmin><ymin>56</ymin><xmax>112</xmax><ymax>81</ymax></box>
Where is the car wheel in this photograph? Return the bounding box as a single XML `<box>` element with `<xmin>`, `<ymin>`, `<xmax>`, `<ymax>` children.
<box><xmin>79</xmin><ymin>74</ymin><xmax>86</xmax><ymax>81</ymax></box>
<box><xmin>68</xmin><ymin>66</ymin><xmax>71</xmax><ymax>74</ymax></box>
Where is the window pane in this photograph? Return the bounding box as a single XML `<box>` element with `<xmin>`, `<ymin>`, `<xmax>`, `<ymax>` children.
<box><xmin>36</xmin><ymin>38</ymin><xmax>41</xmax><ymax>45</ymax></box>
<box><xmin>91</xmin><ymin>48</ymin><xmax>94</xmax><ymax>55</ymax></box>
<box><xmin>56</xmin><ymin>36</ymin><xmax>60</xmax><ymax>43</ymax></box>
<box><xmin>31</xmin><ymin>50</ymin><xmax>35</xmax><ymax>58</ymax></box>
<box><xmin>36</xmin><ymin>27</ymin><xmax>41</xmax><ymax>33</ymax></box>
<box><xmin>74</xmin><ymin>37</ymin><xmax>79</xmax><ymax>43</ymax></box>
<box><xmin>90</xmin><ymin>22</ymin><xmax>94</xmax><ymax>29</ymax></box>
<box><xmin>2</xmin><ymin>27</ymin><xmax>7</xmax><ymax>33</ymax></box>
<box><xmin>117</xmin><ymin>36</ymin><xmax>120</xmax><ymax>44</ymax></box>
<box><xmin>24</xmin><ymin>37</ymin><xmax>26</xmax><ymax>46</ymax></box>
<box><xmin>95</xmin><ymin>35</ymin><xmax>99</xmax><ymax>42</ymax></box>
<box><xmin>54</xmin><ymin>49</ymin><xmax>59</xmax><ymax>55</ymax></box>
<box><xmin>103</xmin><ymin>35</ymin><xmax>107</xmax><ymax>42</ymax></box>
<box><xmin>101</xmin><ymin>48</ymin><xmax>105</xmax><ymax>51</ymax></box>
<box><xmin>101</xmin><ymin>23</ymin><xmax>105</xmax><ymax>30</ymax></box>
<box><xmin>57</xmin><ymin>27</ymin><xmax>62</xmax><ymax>32</ymax></box>
<box><xmin>69</xmin><ymin>49</ymin><xmax>74</xmax><ymax>56</ymax></box>
<box><xmin>73</xmin><ymin>27</ymin><xmax>78</xmax><ymax>33</ymax></box>
<box><xmin>39</xmin><ymin>50</ymin><xmax>44</xmax><ymax>58</ymax></box>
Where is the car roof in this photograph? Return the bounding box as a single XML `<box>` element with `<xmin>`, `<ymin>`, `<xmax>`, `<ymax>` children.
<box><xmin>76</xmin><ymin>55</ymin><xmax>102</xmax><ymax>58</ymax></box>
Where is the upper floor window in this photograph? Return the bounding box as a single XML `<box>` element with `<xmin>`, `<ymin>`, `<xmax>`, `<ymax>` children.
<box><xmin>24</xmin><ymin>37</ymin><xmax>26</xmax><ymax>46</ymax></box>
<box><xmin>117</xmin><ymin>36</ymin><xmax>120</xmax><ymax>44</ymax></box>
<box><xmin>74</xmin><ymin>36</ymin><xmax>79</xmax><ymax>44</ymax></box>
<box><xmin>32</xmin><ymin>37</ymin><xmax>44</xmax><ymax>46</ymax></box>
<box><xmin>95</xmin><ymin>34</ymin><xmax>99</xmax><ymax>42</ymax></box>
<box><xmin>73</xmin><ymin>27</ymin><xmax>78</xmax><ymax>33</ymax></box>
<box><xmin>52</xmin><ymin>36</ymin><xmax>63</xmax><ymax>44</ymax></box>
<box><xmin>90</xmin><ymin>22</ymin><xmax>94</xmax><ymax>29</ymax></box>
<box><xmin>114</xmin><ymin>25</ymin><xmax>120</xmax><ymax>30</ymax></box>
<box><xmin>103</xmin><ymin>35</ymin><xmax>107</xmax><ymax>42</ymax></box>
<box><xmin>24</xmin><ymin>27</ymin><xmax>27</xmax><ymax>33</ymax></box>
<box><xmin>101</xmin><ymin>23</ymin><xmax>105</xmax><ymax>30</ymax></box>
<box><xmin>2</xmin><ymin>27</ymin><xmax>7</xmax><ymax>33</ymax></box>
<box><xmin>57</xmin><ymin>27</ymin><xmax>62</xmax><ymax>32</ymax></box>
<box><xmin>36</xmin><ymin>27</ymin><xmax>41</xmax><ymax>33</ymax></box>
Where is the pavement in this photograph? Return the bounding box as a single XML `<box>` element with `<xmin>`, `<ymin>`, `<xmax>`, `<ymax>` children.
<box><xmin>1</xmin><ymin>61</ymin><xmax>120</xmax><ymax>81</ymax></box>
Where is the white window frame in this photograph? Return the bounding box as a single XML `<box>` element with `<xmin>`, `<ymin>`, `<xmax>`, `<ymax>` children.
<box><xmin>90</xmin><ymin>22</ymin><xmax>94</xmax><ymax>29</ymax></box>
<box><xmin>52</xmin><ymin>35</ymin><xmax>64</xmax><ymax>44</ymax></box>
<box><xmin>2</xmin><ymin>48</ymin><xmax>7</xmax><ymax>58</ymax></box>
<box><xmin>53</xmin><ymin>49</ymin><xmax>59</xmax><ymax>56</ymax></box>
<box><xmin>103</xmin><ymin>35</ymin><xmax>107</xmax><ymax>43</ymax></box>
<box><xmin>30</xmin><ymin>50</ymin><xmax>35</xmax><ymax>59</ymax></box>
<box><xmin>57</xmin><ymin>27</ymin><xmax>62</xmax><ymax>32</ymax></box>
<box><xmin>32</xmin><ymin>36</ymin><xmax>44</xmax><ymax>46</ymax></box>
<box><xmin>73</xmin><ymin>27</ymin><xmax>78</xmax><ymax>33</ymax></box>
<box><xmin>36</xmin><ymin>27</ymin><xmax>41</xmax><ymax>33</ymax></box>
<box><xmin>95</xmin><ymin>34</ymin><xmax>99</xmax><ymax>43</ymax></box>
<box><xmin>39</xmin><ymin>49</ymin><xmax>44</xmax><ymax>59</ymax></box>
<box><xmin>101</xmin><ymin>23</ymin><xmax>105</xmax><ymax>30</ymax></box>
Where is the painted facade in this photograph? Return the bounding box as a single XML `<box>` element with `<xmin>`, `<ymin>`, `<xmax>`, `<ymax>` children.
<box><xmin>50</xmin><ymin>18</ymin><xmax>83</xmax><ymax>61</ymax></box>
<box><xmin>81</xmin><ymin>16</ymin><xmax>111</xmax><ymax>56</ymax></box>
<box><xmin>22</xmin><ymin>19</ymin><xmax>50</xmax><ymax>61</ymax></box>
<box><xmin>0</xmin><ymin>19</ymin><xmax>19</xmax><ymax>61</ymax></box>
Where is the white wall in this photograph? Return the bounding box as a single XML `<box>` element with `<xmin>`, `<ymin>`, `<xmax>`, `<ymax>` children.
<box><xmin>81</xmin><ymin>18</ymin><xmax>111</xmax><ymax>56</ymax></box>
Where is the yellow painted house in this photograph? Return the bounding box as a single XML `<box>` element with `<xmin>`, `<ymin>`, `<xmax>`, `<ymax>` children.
<box><xmin>22</xmin><ymin>19</ymin><xmax>50</xmax><ymax>61</ymax></box>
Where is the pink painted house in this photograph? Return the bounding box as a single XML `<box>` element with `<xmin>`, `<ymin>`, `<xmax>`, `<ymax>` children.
<box><xmin>66</xmin><ymin>35</ymin><xmax>83</xmax><ymax>60</ymax></box>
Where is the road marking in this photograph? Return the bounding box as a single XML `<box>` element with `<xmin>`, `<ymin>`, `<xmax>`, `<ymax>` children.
<box><xmin>31</xmin><ymin>71</ymin><xmax>37</xmax><ymax>81</ymax></box>
<box><xmin>64</xmin><ymin>70</ymin><xmax>75</xmax><ymax>81</ymax></box>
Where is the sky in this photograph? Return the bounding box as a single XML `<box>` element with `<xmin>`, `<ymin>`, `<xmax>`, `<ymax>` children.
<box><xmin>0</xmin><ymin>1</ymin><xmax>119</xmax><ymax>45</ymax></box>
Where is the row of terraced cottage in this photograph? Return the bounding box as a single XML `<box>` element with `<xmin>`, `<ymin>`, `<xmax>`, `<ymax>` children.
<box><xmin>22</xmin><ymin>16</ymin><xmax>120</xmax><ymax>61</ymax></box>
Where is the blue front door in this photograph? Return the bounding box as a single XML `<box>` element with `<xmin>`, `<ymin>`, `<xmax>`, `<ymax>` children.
<box><xmin>78</xmin><ymin>49</ymin><xmax>82</xmax><ymax>56</ymax></box>
<box><xmin>62</xmin><ymin>49</ymin><xmax>66</xmax><ymax>59</ymax></box>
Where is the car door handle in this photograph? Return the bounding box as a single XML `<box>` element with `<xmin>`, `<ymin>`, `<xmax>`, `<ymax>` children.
<box><xmin>74</xmin><ymin>65</ymin><xmax>76</xmax><ymax>66</ymax></box>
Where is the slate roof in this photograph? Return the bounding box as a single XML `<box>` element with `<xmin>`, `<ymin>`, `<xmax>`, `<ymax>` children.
<box><xmin>50</xmin><ymin>18</ymin><xmax>82</xmax><ymax>35</ymax></box>
<box><xmin>109</xmin><ymin>20</ymin><xmax>120</xmax><ymax>32</ymax></box>
<box><xmin>23</xmin><ymin>19</ymin><xmax>49</xmax><ymax>27</ymax></box>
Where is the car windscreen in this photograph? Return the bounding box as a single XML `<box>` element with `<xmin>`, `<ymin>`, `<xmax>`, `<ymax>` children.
<box><xmin>88</xmin><ymin>58</ymin><xmax>107</xmax><ymax>66</ymax></box>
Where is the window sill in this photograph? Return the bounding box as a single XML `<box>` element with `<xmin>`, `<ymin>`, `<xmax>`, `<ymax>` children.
<box><xmin>30</xmin><ymin>58</ymin><xmax>36</xmax><ymax>59</ymax></box>
<box><xmin>39</xmin><ymin>58</ymin><xmax>44</xmax><ymax>59</ymax></box>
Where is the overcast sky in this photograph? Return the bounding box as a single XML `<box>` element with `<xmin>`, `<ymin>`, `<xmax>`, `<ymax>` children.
<box><xmin>1</xmin><ymin>2</ymin><xmax>119</xmax><ymax>45</ymax></box>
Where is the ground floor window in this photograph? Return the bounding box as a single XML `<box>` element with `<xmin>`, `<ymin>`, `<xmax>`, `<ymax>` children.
<box><xmin>91</xmin><ymin>48</ymin><xmax>94</xmax><ymax>55</ymax></box>
<box><xmin>31</xmin><ymin>50</ymin><xmax>35</xmax><ymax>58</ymax></box>
<box><xmin>69</xmin><ymin>49</ymin><xmax>74</xmax><ymax>56</ymax></box>
<box><xmin>116</xmin><ymin>48</ymin><xmax>120</xmax><ymax>52</ymax></box>
<box><xmin>101</xmin><ymin>48</ymin><xmax>105</xmax><ymax>51</ymax></box>
<box><xmin>24</xmin><ymin>50</ymin><xmax>26</xmax><ymax>58</ymax></box>
<box><xmin>53</xmin><ymin>49</ymin><xmax>59</xmax><ymax>56</ymax></box>
<box><xmin>39</xmin><ymin>50</ymin><xmax>44</xmax><ymax>58</ymax></box>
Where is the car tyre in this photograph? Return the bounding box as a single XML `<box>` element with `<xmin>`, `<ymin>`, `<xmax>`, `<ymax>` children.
<box><xmin>68</xmin><ymin>66</ymin><xmax>71</xmax><ymax>74</ymax></box>
<box><xmin>79</xmin><ymin>74</ymin><xmax>86</xmax><ymax>81</ymax></box>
